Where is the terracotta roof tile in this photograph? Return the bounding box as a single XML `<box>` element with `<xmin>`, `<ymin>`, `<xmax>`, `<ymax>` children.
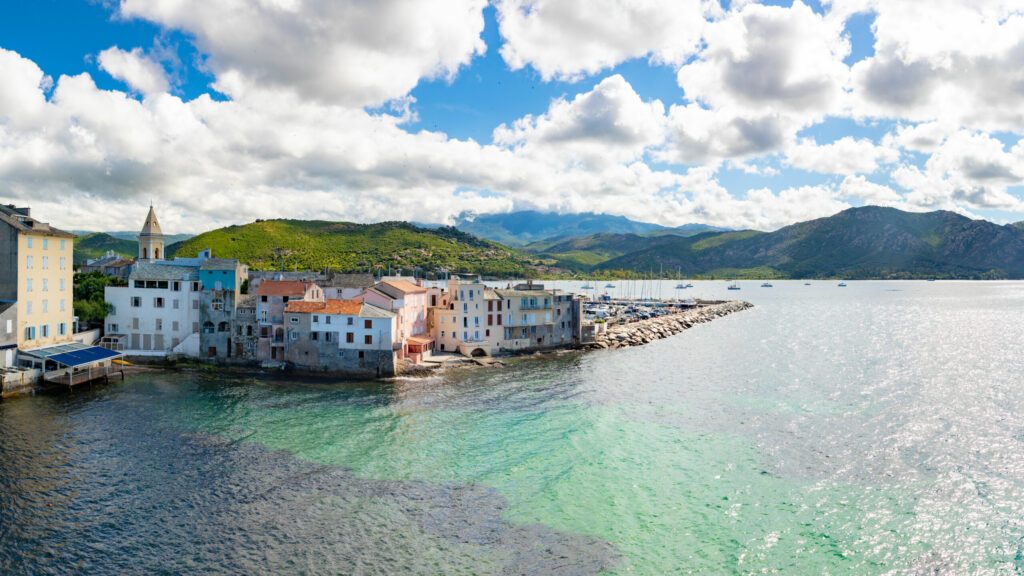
<box><xmin>257</xmin><ymin>280</ymin><xmax>313</xmax><ymax>297</ymax></box>
<box><xmin>285</xmin><ymin>299</ymin><xmax>362</xmax><ymax>315</ymax></box>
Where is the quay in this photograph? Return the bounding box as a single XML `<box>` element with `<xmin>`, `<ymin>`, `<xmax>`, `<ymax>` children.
<box><xmin>586</xmin><ymin>300</ymin><xmax>753</xmax><ymax>350</ymax></box>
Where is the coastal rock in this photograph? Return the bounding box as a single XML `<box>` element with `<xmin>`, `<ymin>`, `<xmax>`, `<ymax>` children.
<box><xmin>591</xmin><ymin>301</ymin><xmax>753</xmax><ymax>351</ymax></box>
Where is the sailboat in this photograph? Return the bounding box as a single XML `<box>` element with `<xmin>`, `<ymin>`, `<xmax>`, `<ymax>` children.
<box><xmin>838</xmin><ymin>281</ymin><xmax>848</xmax><ymax>287</ymax></box>
<box><xmin>727</xmin><ymin>281</ymin><xmax>741</xmax><ymax>290</ymax></box>
<box><xmin>605</xmin><ymin>283</ymin><xmax>616</xmax><ymax>288</ymax></box>
<box><xmin>760</xmin><ymin>281</ymin><xmax>773</xmax><ymax>288</ymax></box>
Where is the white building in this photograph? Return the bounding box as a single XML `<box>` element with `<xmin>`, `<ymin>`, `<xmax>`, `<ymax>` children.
<box><xmin>430</xmin><ymin>276</ymin><xmax>497</xmax><ymax>357</ymax></box>
<box><xmin>104</xmin><ymin>262</ymin><xmax>202</xmax><ymax>355</ymax></box>
<box><xmin>283</xmin><ymin>299</ymin><xmax>399</xmax><ymax>375</ymax></box>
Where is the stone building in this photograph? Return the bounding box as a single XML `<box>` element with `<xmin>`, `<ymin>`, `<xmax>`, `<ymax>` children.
<box><xmin>283</xmin><ymin>299</ymin><xmax>398</xmax><ymax>376</ymax></box>
<box><xmin>230</xmin><ymin>294</ymin><xmax>259</xmax><ymax>361</ymax></box>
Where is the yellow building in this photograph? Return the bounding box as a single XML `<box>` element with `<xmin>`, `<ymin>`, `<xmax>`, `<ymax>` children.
<box><xmin>0</xmin><ymin>205</ymin><xmax>75</xmax><ymax>350</ymax></box>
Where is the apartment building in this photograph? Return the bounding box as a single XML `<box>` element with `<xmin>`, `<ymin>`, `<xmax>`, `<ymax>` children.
<box><xmin>283</xmin><ymin>299</ymin><xmax>398</xmax><ymax>376</ymax></box>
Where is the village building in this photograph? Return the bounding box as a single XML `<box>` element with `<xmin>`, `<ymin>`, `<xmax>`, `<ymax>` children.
<box><xmin>495</xmin><ymin>283</ymin><xmax>582</xmax><ymax>352</ymax></box>
<box><xmin>230</xmin><ymin>294</ymin><xmax>259</xmax><ymax>361</ymax></box>
<box><xmin>361</xmin><ymin>278</ymin><xmax>435</xmax><ymax>361</ymax></box>
<box><xmin>321</xmin><ymin>273</ymin><xmax>375</xmax><ymax>299</ymax></box>
<box><xmin>255</xmin><ymin>279</ymin><xmax>324</xmax><ymax>363</ymax></box>
<box><xmin>103</xmin><ymin>206</ymin><xmax>244</xmax><ymax>358</ymax></box>
<box><xmin>1</xmin><ymin>205</ymin><xmax>121</xmax><ymax>391</ymax></box>
<box><xmin>283</xmin><ymin>299</ymin><xmax>399</xmax><ymax>376</ymax></box>
<box><xmin>79</xmin><ymin>251</ymin><xmax>134</xmax><ymax>280</ymax></box>
<box><xmin>430</xmin><ymin>276</ymin><xmax>495</xmax><ymax>357</ymax></box>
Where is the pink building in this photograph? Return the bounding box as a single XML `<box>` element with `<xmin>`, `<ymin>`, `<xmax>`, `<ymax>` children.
<box><xmin>361</xmin><ymin>279</ymin><xmax>434</xmax><ymax>361</ymax></box>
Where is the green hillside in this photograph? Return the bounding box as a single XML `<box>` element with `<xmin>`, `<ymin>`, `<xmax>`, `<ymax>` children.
<box><xmin>593</xmin><ymin>207</ymin><xmax>1024</xmax><ymax>279</ymax></box>
<box><xmin>73</xmin><ymin>233</ymin><xmax>137</xmax><ymax>265</ymax></box>
<box><xmin>171</xmin><ymin>219</ymin><xmax>539</xmax><ymax>277</ymax></box>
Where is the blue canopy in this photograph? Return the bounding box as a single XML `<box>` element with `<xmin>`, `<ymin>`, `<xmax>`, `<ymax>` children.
<box><xmin>48</xmin><ymin>346</ymin><xmax>122</xmax><ymax>368</ymax></box>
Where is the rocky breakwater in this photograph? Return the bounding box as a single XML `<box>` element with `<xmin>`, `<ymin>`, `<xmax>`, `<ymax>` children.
<box><xmin>588</xmin><ymin>300</ymin><xmax>753</xmax><ymax>350</ymax></box>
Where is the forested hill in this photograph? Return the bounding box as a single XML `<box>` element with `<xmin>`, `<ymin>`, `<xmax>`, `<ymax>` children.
<box><xmin>592</xmin><ymin>207</ymin><xmax>1024</xmax><ymax>279</ymax></box>
<box><xmin>170</xmin><ymin>219</ymin><xmax>538</xmax><ymax>277</ymax></box>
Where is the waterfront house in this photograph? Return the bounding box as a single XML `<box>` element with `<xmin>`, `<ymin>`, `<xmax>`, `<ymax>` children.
<box><xmin>103</xmin><ymin>205</ymin><xmax>244</xmax><ymax>358</ymax></box>
<box><xmin>361</xmin><ymin>278</ymin><xmax>434</xmax><ymax>361</ymax></box>
<box><xmin>430</xmin><ymin>276</ymin><xmax>494</xmax><ymax>356</ymax></box>
<box><xmin>1</xmin><ymin>205</ymin><xmax>121</xmax><ymax>391</ymax></box>
<box><xmin>255</xmin><ymin>279</ymin><xmax>324</xmax><ymax>363</ymax></box>
<box><xmin>321</xmin><ymin>273</ymin><xmax>375</xmax><ymax>300</ymax></box>
<box><xmin>496</xmin><ymin>283</ymin><xmax>582</xmax><ymax>352</ymax></box>
<box><xmin>230</xmin><ymin>294</ymin><xmax>259</xmax><ymax>360</ymax></box>
<box><xmin>283</xmin><ymin>299</ymin><xmax>399</xmax><ymax>376</ymax></box>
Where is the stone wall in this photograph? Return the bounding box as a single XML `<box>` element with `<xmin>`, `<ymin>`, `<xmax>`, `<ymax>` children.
<box><xmin>287</xmin><ymin>335</ymin><xmax>398</xmax><ymax>377</ymax></box>
<box><xmin>587</xmin><ymin>301</ymin><xmax>753</xmax><ymax>350</ymax></box>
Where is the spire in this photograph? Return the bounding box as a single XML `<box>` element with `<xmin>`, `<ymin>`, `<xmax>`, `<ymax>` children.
<box><xmin>140</xmin><ymin>204</ymin><xmax>163</xmax><ymax>237</ymax></box>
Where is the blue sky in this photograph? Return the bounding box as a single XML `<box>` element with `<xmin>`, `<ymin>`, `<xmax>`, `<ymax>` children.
<box><xmin>0</xmin><ymin>0</ymin><xmax>1022</xmax><ymax>232</ymax></box>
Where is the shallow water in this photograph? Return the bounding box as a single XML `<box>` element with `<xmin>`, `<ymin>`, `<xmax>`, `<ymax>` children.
<box><xmin>3</xmin><ymin>281</ymin><xmax>1024</xmax><ymax>574</ymax></box>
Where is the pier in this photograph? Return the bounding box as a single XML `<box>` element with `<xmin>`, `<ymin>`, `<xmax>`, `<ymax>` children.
<box><xmin>586</xmin><ymin>300</ymin><xmax>753</xmax><ymax>350</ymax></box>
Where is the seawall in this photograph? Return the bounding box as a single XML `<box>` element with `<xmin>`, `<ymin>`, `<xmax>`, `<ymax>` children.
<box><xmin>587</xmin><ymin>300</ymin><xmax>753</xmax><ymax>350</ymax></box>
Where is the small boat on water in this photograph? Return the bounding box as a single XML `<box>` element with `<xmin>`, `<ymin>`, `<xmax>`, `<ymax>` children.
<box><xmin>838</xmin><ymin>281</ymin><xmax>848</xmax><ymax>287</ymax></box>
<box><xmin>675</xmin><ymin>283</ymin><xmax>687</xmax><ymax>289</ymax></box>
<box><xmin>727</xmin><ymin>282</ymin><xmax>741</xmax><ymax>291</ymax></box>
<box><xmin>686</xmin><ymin>283</ymin><xmax>694</xmax><ymax>288</ymax></box>
<box><xmin>804</xmin><ymin>282</ymin><xmax>811</xmax><ymax>286</ymax></box>
<box><xmin>605</xmin><ymin>283</ymin><xmax>616</xmax><ymax>288</ymax></box>
<box><xmin>581</xmin><ymin>283</ymin><xmax>595</xmax><ymax>289</ymax></box>
<box><xmin>761</xmin><ymin>281</ymin><xmax>773</xmax><ymax>288</ymax></box>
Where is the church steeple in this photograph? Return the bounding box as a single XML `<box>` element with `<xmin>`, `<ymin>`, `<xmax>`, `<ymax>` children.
<box><xmin>138</xmin><ymin>204</ymin><xmax>165</xmax><ymax>261</ymax></box>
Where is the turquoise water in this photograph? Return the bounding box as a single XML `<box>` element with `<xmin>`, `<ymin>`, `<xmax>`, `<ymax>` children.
<box><xmin>3</xmin><ymin>281</ymin><xmax>1024</xmax><ymax>574</ymax></box>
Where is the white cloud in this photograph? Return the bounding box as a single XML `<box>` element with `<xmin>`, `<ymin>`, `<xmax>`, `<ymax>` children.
<box><xmin>493</xmin><ymin>74</ymin><xmax>666</xmax><ymax>166</ymax></box>
<box><xmin>494</xmin><ymin>0</ymin><xmax>704</xmax><ymax>81</ymax></box>
<box><xmin>97</xmin><ymin>46</ymin><xmax>169</xmax><ymax>95</ymax></box>
<box><xmin>118</xmin><ymin>0</ymin><xmax>488</xmax><ymax>107</ymax></box>
<box><xmin>785</xmin><ymin>136</ymin><xmax>899</xmax><ymax>176</ymax></box>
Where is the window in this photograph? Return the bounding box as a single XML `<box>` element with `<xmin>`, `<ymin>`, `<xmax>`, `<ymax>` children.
<box><xmin>463</xmin><ymin>317</ymin><xmax>467</xmax><ymax>328</ymax></box>
<box><xmin>192</xmin><ymin>282</ymin><xmax>200</xmax><ymax>292</ymax></box>
<box><xmin>290</xmin><ymin>332</ymin><xmax>298</xmax><ymax>342</ymax></box>
<box><xmin>313</xmin><ymin>315</ymin><xmax>319</xmax><ymax>324</ymax></box>
<box><xmin>26</xmin><ymin>279</ymin><xmax>32</xmax><ymax>292</ymax></box>
<box><xmin>132</xmin><ymin>318</ymin><xmax>140</xmax><ymax>330</ymax></box>
<box><xmin>218</xmin><ymin>322</ymin><xmax>229</xmax><ymax>332</ymax></box>
<box><xmin>497</xmin><ymin>315</ymin><xmax>502</xmax><ymax>326</ymax></box>
<box><xmin>311</xmin><ymin>332</ymin><xmax>319</xmax><ymax>341</ymax></box>
<box><xmin>325</xmin><ymin>316</ymin><xmax>331</xmax><ymax>325</ymax></box>
<box><xmin>156</xmin><ymin>319</ymin><xmax>163</xmax><ymax>330</ymax></box>
<box><xmin>211</xmin><ymin>298</ymin><xmax>223</xmax><ymax>311</ymax></box>
<box><xmin>289</xmin><ymin>317</ymin><xmax>299</xmax><ymax>324</ymax></box>
<box><xmin>60</xmin><ymin>239</ymin><xmax>65</xmax><ymax>250</ymax></box>
<box><xmin>108</xmin><ymin>323</ymin><xmax>119</xmax><ymax>332</ymax></box>
<box><xmin>358</xmin><ymin>351</ymin><xmax>365</xmax><ymax>359</ymax></box>
<box><xmin>173</xmin><ymin>321</ymin><xmax>179</xmax><ymax>331</ymax></box>
<box><xmin>192</xmin><ymin>299</ymin><xmax>199</xmax><ymax>310</ymax></box>
<box><xmin>131</xmin><ymin>297</ymin><xmax>142</xmax><ymax>307</ymax></box>
<box><xmin>42</xmin><ymin>256</ymin><xmax>48</xmax><ymax>270</ymax></box>
<box><xmin>26</xmin><ymin>301</ymin><xmax>32</xmax><ymax>315</ymax></box>
<box><xmin>42</xmin><ymin>300</ymin><xmax>48</xmax><ymax>313</ymax></box>
<box><xmin>261</xmin><ymin>295</ymin><xmax>268</xmax><ymax>302</ymax></box>
<box><xmin>364</xmin><ymin>319</ymin><xmax>372</xmax><ymax>329</ymax></box>
<box><xmin>154</xmin><ymin>297</ymin><xmax>165</xmax><ymax>308</ymax></box>
<box><xmin>26</xmin><ymin>237</ymin><xmax>32</xmax><ymax>249</ymax></box>
<box><xmin>59</xmin><ymin>300</ymin><xmax>65</xmax><ymax>312</ymax></box>
<box><xmin>59</xmin><ymin>278</ymin><xmax>65</xmax><ymax>291</ymax></box>
<box><xmin>325</xmin><ymin>332</ymin><xmax>332</xmax><ymax>342</ymax></box>
<box><xmin>463</xmin><ymin>303</ymin><xmax>468</xmax><ymax>313</ymax></box>
<box><xmin>41</xmin><ymin>324</ymin><xmax>49</xmax><ymax>338</ymax></box>
<box><xmin>25</xmin><ymin>326</ymin><xmax>35</xmax><ymax>340</ymax></box>
<box><xmin>59</xmin><ymin>256</ymin><xmax>66</xmax><ymax>270</ymax></box>
<box><xmin>364</xmin><ymin>334</ymin><xmax>372</xmax><ymax>345</ymax></box>
<box><xmin>347</xmin><ymin>317</ymin><xmax>354</xmax><ymax>325</ymax></box>
<box><xmin>42</xmin><ymin>279</ymin><xmax>48</xmax><ymax>292</ymax></box>
<box><xmin>173</xmin><ymin>299</ymin><xmax>180</xmax><ymax>310</ymax></box>
<box><xmin>441</xmin><ymin>331</ymin><xmax>445</xmax><ymax>338</ymax></box>
<box><xmin>346</xmin><ymin>332</ymin><xmax>354</xmax><ymax>343</ymax></box>
<box><xmin>4</xmin><ymin>319</ymin><xmax>10</xmax><ymax>334</ymax></box>
<box><xmin>42</xmin><ymin>238</ymin><xmax>48</xmax><ymax>250</ymax></box>
<box><xmin>173</xmin><ymin>281</ymin><xmax>181</xmax><ymax>291</ymax></box>
<box><xmin>463</xmin><ymin>331</ymin><xmax>468</xmax><ymax>341</ymax></box>
<box><xmin>487</xmin><ymin>314</ymin><xmax>493</xmax><ymax>326</ymax></box>
<box><xmin>203</xmin><ymin>322</ymin><xmax>215</xmax><ymax>334</ymax></box>
<box><xmin>486</xmin><ymin>329</ymin><xmax>490</xmax><ymax>337</ymax></box>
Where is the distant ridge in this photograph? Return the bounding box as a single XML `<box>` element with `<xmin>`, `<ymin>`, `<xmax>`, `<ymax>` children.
<box><xmin>591</xmin><ymin>206</ymin><xmax>1024</xmax><ymax>279</ymax></box>
<box><xmin>454</xmin><ymin>210</ymin><xmax>727</xmax><ymax>246</ymax></box>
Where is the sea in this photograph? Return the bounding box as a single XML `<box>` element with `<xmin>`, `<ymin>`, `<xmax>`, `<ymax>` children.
<box><xmin>2</xmin><ymin>280</ymin><xmax>1024</xmax><ymax>574</ymax></box>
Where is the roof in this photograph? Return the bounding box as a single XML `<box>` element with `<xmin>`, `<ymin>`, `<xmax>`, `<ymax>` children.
<box><xmin>0</xmin><ymin>205</ymin><xmax>75</xmax><ymax>238</ymax></box>
<box><xmin>496</xmin><ymin>289</ymin><xmax>554</xmax><ymax>299</ymax></box>
<box><xmin>375</xmin><ymin>279</ymin><xmax>426</xmax><ymax>298</ymax></box>
<box><xmin>200</xmin><ymin>258</ymin><xmax>239</xmax><ymax>271</ymax></box>
<box><xmin>257</xmin><ymin>280</ymin><xmax>313</xmax><ymax>297</ymax></box>
<box><xmin>130</xmin><ymin>262</ymin><xmax>198</xmax><ymax>281</ymax></box>
<box><xmin>359</xmin><ymin>303</ymin><xmax>396</xmax><ymax>318</ymax></box>
<box><xmin>140</xmin><ymin>205</ymin><xmax>163</xmax><ymax>237</ymax></box>
<box><xmin>484</xmin><ymin>288</ymin><xmax>501</xmax><ymax>300</ymax></box>
<box><xmin>0</xmin><ymin>301</ymin><xmax>15</xmax><ymax>315</ymax></box>
<box><xmin>20</xmin><ymin>342</ymin><xmax>123</xmax><ymax>366</ymax></box>
<box><xmin>322</xmin><ymin>273</ymin><xmax>375</xmax><ymax>289</ymax></box>
<box><xmin>285</xmin><ymin>299</ymin><xmax>362</xmax><ymax>315</ymax></box>
<box><xmin>407</xmin><ymin>336</ymin><xmax>434</xmax><ymax>345</ymax></box>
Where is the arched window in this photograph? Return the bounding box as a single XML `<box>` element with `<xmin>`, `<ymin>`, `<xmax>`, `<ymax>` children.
<box><xmin>154</xmin><ymin>248</ymin><xmax>161</xmax><ymax>259</ymax></box>
<box><xmin>203</xmin><ymin>321</ymin><xmax>215</xmax><ymax>334</ymax></box>
<box><xmin>218</xmin><ymin>322</ymin><xmax>229</xmax><ymax>332</ymax></box>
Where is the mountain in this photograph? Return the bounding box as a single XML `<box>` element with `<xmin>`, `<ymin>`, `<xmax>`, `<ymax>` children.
<box><xmin>525</xmin><ymin>233</ymin><xmax>683</xmax><ymax>272</ymax></box>
<box><xmin>170</xmin><ymin>219</ymin><xmax>539</xmax><ymax>277</ymax></box>
<box><xmin>593</xmin><ymin>207</ymin><xmax>1024</xmax><ymax>279</ymax></box>
<box><xmin>455</xmin><ymin>211</ymin><xmax>724</xmax><ymax>246</ymax></box>
<box><xmin>73</xmin><ymin>233</ymin><xmax>138</xmax><ymax>265</ymax></box>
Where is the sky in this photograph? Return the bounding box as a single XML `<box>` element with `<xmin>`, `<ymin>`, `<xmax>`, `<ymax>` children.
<box><xmin>1</xmin><ymin>0</ymin><xmax>1023</xmax><ymax>234</ymax></box>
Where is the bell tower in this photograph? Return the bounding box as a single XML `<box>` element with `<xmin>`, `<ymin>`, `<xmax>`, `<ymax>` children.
<box><xmin>138</xmin><ymin>204</ymin><xmax>165</xmax><ymax>261</ymax></box>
